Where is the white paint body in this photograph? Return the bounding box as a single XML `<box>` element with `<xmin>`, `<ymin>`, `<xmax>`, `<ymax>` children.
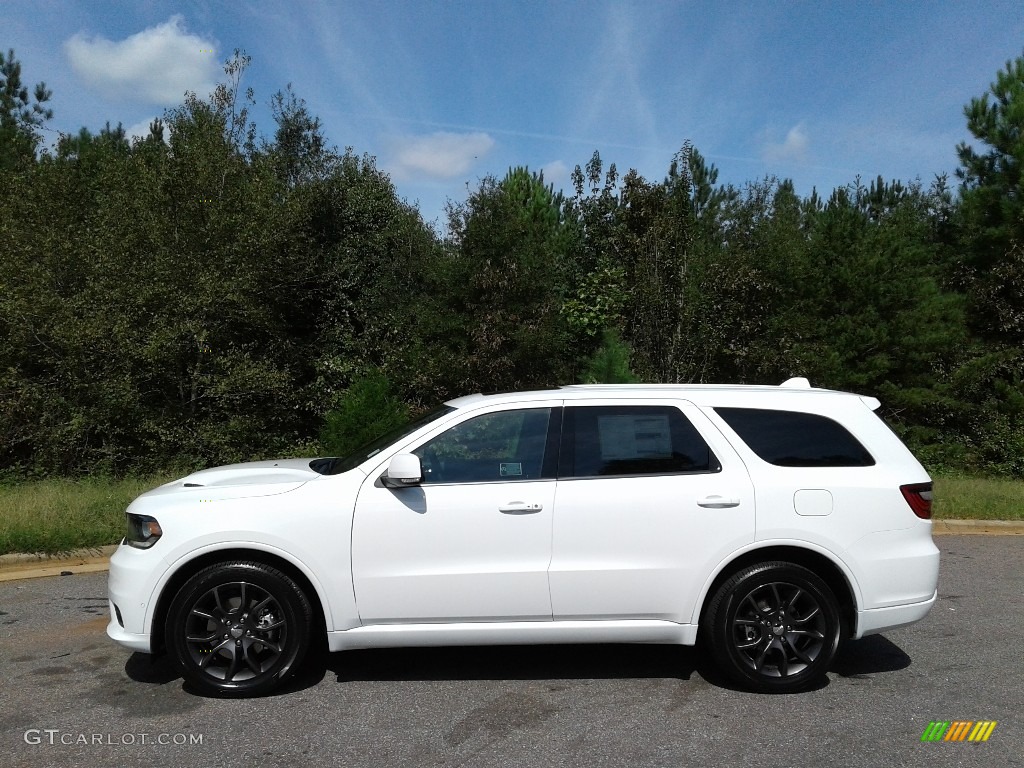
<box><xmin>107</xmin><ymin>383</ymin><xmax>939</xmax><ymax>656</ymax></box>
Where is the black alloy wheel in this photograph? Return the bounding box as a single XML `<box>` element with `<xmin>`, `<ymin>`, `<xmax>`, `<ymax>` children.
<box><xmin>166</xmin><ymin>561</ymin><xmax>312</xmax><ymax>697</ymax></box>
<box><xmin>704</xmin><ymin>561</ymin><xmax>842</xmax><ymax>693</ymax></box>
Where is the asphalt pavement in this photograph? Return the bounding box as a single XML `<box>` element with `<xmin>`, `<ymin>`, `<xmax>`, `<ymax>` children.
<box><xmin>1</xmin><ymin>535</ymin><xmax>1021</xmax><ymax>768</ymax></box>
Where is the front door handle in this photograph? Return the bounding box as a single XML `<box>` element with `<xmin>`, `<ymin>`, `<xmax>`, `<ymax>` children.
<box><xmin>499</xmin><ymin>502</ymin><xmax>543</xmax><ymax>514</ymax></box>
<box><xmin>697</xmin><ymin>495</ymin><xmax>741</xmax><ymax>509</ymax></box>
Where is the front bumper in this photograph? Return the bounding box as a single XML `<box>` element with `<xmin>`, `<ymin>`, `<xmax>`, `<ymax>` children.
<box><xmin>106</xmin><ymin>612</ymin><xmax>152</xmax><ymax>653</ymax></box>
<box><xmin>106</xmin><ymin>542</ymin><xmax>167</xmax><ymax>654</ymax></box>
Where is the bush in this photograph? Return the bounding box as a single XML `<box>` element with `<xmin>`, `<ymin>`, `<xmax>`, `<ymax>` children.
<box><xmin>319</xmin><ymin>371</ymin><xmax>410</xmax><ymax>457</ymax></box>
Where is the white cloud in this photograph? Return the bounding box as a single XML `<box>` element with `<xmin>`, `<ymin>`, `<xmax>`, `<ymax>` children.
<box><xmin>125</xmin><ymin>116</ymin><xmax>171</xmax><ymax>144</ymax></box>
<box><xmin>541</xmin><ymin>160</ymin><xmax>570</xmax><ymax>188</ymax></box>
<box><xmin>125</xmin><ymin>117</ymin><xmax>157</xmax><ymax>141</ymax></box>
<box><xmin>390</xmin><ymin>132</ymin><xmax>495</xmax><ymax>180</ymax></box>
<box><xmin>64</xmin><ymin>16</ymin><xmax>218</xmax><ymax>105</ymax></box>
<box><xmin>762</xmin><ymin>123</ymin><xmax>810</xmax><ymax>165</ymax></box>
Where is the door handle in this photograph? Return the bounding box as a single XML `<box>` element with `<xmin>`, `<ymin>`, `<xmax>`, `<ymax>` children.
<box><xmin>499</xmin><ymin>502</ymin><xmax>543</xmax><ymax>514</ymax></box>
<box><xmin>697</xmin><ymin>495</ymin><xmax>741</xmax><ymax>509</ymax></box>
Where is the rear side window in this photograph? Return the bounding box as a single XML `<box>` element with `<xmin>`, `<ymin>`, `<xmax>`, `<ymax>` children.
<box><xmin>715</xmin><ymin>407</ymin><xmax>874</xmax><ymax>467</ymax></box>
<box><xmin>561</xmin><ymin>405</ymin><xmax>720</xmax><ymax>478</ymax></box>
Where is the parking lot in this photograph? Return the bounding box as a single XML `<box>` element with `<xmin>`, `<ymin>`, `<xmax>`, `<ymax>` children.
<box><xmin>2</xmin><ymin>534</ymin><xmax>1020</xmax><ymax>768</ymax></box>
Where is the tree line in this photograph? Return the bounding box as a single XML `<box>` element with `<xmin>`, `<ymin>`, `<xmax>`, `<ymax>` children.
<box><xmin>1</xmin><ymin>49</ymin><xmax>1022</xmax><ymax>478</ymax></box>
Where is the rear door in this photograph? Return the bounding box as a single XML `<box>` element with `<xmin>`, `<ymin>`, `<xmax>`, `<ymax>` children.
<box><xmin>548</xmin><ymin>399</ymin><xmax>755</xmax><ymax>623</ymax></box>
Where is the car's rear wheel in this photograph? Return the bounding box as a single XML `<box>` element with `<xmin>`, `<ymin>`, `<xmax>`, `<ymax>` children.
<box><xmin>704</xmin><ymin>561</ymin><xmax>841</xmax><ymax>693</ymax></box>
<box><xmin>165</xmin><ymin>561</ymin><xmax>312</xmax><ymax>697</ymax></box>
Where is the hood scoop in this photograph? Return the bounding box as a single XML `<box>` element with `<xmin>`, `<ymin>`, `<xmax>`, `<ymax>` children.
<box><xmin>176</xmin><ymin>458</ymin><xmax>321</xmax><ymax>490</ymax></box>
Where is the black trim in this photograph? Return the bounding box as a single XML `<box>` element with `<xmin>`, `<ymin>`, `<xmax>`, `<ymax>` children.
<box><xmin>559</xmin><ymin>468</ymin><xmax>722</xmax><ymax>481</ymax></box>
<box><xmin>542</xmin><ymin>407</ymin><xmax>563</xmax><ymax>480</ymax></box>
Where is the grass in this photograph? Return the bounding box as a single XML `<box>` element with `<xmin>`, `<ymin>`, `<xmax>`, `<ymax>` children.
<box><xmin>0</xmin><ymin>475</ymin><xmax>174</xmax><ymax>556</ymax></box>
<box><xmin>932</xmin><ymin>476</ymin><xmax>1024</xmax><ymax>521</ymax></box>
<box><xmin>0</xmin><ymin>473</ymin><xmax>1020</xmax><ymax>556</ymax></box>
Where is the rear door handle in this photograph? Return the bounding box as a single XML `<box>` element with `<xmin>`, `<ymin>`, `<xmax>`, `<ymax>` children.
<box><xmin>499</xmin><ymin>502</ymin><xmax>543</xmax><ymax>514</ymax></box>
<box><xmin>697</xmin><ymin>495</ymin><xmax>741</xmax><ymax>509</ymax></box>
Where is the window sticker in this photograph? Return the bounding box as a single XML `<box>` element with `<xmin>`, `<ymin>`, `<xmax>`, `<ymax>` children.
<box><xmin>597</xmin><ymin>414</ymin><xmax>672</xmax><ymax>459</ymax></box>
<box><xmin>499</xmin><ymin>462</ymin><xmax>523</xmax><ymax>477</ymax></box>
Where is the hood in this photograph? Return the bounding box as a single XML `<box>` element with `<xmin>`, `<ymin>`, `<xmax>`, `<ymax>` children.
<box><xmin>175</xmin><ymin>458</ymin><xmax>322</xmax><ymax>488</ymax></box>
<box><xmin>140</xmin><ymin>458</ymin><xmax>323</xmax><ymax>503</ymax></box>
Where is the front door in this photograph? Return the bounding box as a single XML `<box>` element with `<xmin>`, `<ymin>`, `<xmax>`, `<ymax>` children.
<box><xmin>351</xmin><ymin>404</ymin><xmax>560</xmax><ymax>624</ymax></box>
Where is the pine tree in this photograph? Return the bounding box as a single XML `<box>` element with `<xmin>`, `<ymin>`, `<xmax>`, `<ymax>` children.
<box><xmin>956</xmin><ymin>51</ymin><xmax>1024</xmax><ymax>345</ymax></box>
<box><xmin>0</xmin><ymin>49</ymin><xmax>53</xmax><ymax>169</ymax></box>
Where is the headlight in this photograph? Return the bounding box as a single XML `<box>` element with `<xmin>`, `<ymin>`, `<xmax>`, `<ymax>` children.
<box><xmin>125</xmin><ymin>513</ymin><xmax>163</xmax><ymax>549</ymax></box>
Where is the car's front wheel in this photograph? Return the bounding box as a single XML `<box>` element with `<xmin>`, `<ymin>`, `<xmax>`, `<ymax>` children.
<box><xmin>704</xmin><ymin>561</ymin><xmax>842</xmax><ymax>693</ymax></box>
<box><xmin>165</xmin><ymin>561</ymin><xmax>312</xmax><ymax>697</ymax></box>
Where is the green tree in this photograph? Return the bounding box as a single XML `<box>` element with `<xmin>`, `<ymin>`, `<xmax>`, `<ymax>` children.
<box><xmin>956</xmin><ymin>51</ymin><xmax>1024</xmax><ymax>344</ymax></box>
<box><xmin>0</xmin><ymin>48</ymin><xmax>52</xmax><ymax>169</ymax></box>
<box><xmin>563</xmin><ymin>151</ymin><xmax>627</xmax><ymax>344</ymax></box>
<box><xmin>788</xmin><ymin>178</ymin><xmax>965</xmax><ymax>392</ymax></box>
<box><xmin>580</xmin><ymin>329</ymin><xmax>639</xmax><ymax>383</ymax></box>
<box><xmin>950</xmin><ymin>52</ymin><xmax>1024</xmax><ymax>472</ymax></box>
<box><xmin>434</xmin><ymin>167</ymin><xmax>578</xmax><ymax>394</ymax></box>
<box><xmin>320</xmin><ymin>370</ymin><xmax>409</xmax><ymax>457</ymax></box>
<box><xmin>617</xmin><ymin>143</ymin><xmax>741</xmax><ymax>382</ymax></box>
<box><xmin>269</xmin><ymin>84</ymin><xmax>328</xmax><ymax>187</ymax></box>
<box><xmin>692</xmin><ymin>176</ymin><xmax>815</xmax><ymax>383</ymax></box>
<box><xmin>0</xmin><ymin>51</ymin><xmax>440</xmax><ymax>476</ymax></box>
<box><xmin>957</xmin><ymin>52</ymin><xmax>1024</xmax><ymax>257</ymax></box>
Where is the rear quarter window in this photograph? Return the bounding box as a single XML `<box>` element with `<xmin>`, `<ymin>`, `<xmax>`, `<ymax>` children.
<box><xmin>715</xmin><ymin>407</ymin><xmax>875</xmax><ymax>467</ymax></box>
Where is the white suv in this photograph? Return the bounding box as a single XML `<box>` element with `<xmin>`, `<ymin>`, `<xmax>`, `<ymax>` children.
<box><xmin>107</xmin><ymin>379</ymin><xmax>939</xmax><ymax>696</ymax></box>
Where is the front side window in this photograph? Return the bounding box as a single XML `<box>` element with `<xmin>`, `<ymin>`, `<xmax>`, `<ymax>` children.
<box><xmin>322</xmin><ymin>406</ymin><xmax>455</xmax><ymax>475</ymax></box>
<box><xmin>715</xmin><ymin>407</ymin><xmax>875</xmax><ymax>467</ymax></box>
<box><xmin>560</xmin><ymin>405</ymin><xmax>720</xmax><ymax>478</ymax></box>
<box><xmin>413</xmin><ymin>408</ymin><xmax>555</xmax><ymax>484</ymax></box>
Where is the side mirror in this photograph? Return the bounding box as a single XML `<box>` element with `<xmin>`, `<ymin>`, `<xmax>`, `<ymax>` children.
<box><xmin>384</xmin><ymin>453</ymin><xmax>422</xmax><ymax>487</ymax></box>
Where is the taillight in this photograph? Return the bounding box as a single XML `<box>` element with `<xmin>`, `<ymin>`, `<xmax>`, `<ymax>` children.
<box><xmin>900</xmin><ymin>482</ymin><xmax>934</xmax><ymax>519</ymax></box>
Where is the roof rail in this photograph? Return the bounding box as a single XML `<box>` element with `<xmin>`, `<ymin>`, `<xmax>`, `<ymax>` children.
<box><xmin>780</xmin><ymin>377</ymin><xmax>812</xmax><ymax>388</ymax></box>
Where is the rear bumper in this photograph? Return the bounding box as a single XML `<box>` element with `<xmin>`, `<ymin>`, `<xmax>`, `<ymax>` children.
<box><xmin>854</xmin><ymin>589</ymin><xmax>937</xmax><ymax>638</ymax></box>
<box><xmin>848</xmin><ymin>524</ymin><xmax>940</xmax><ymax>610</ymax></box>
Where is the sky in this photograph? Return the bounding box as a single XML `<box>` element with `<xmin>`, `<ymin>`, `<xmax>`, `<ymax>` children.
<box><xmin>4</xmin><ymin>1</ymin><xmax>1024</xmax><ymax>230</ymax></box>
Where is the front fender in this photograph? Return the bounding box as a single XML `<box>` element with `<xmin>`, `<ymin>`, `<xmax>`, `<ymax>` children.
<box><xmin>146</xmin><ymin>539</ymin><xmax>349</xmax><ymax>638</ymax></box>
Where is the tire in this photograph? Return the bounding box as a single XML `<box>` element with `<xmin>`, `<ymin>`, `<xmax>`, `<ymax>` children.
<box><xmin>165</xmin><ymin>561</ymin><xmax>313</xmax><ymax>697</ymax></box>
<box><xmin>704</xmin><ymin>561</ymin><xmax>842</xmax><ymax>693</ymax></box>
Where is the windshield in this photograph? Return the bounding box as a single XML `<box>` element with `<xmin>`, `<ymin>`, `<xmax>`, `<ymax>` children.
<box><xmin>317</xmin><ymin>406</ymin><xmax>455</xmax><ymax>476</ymax></box>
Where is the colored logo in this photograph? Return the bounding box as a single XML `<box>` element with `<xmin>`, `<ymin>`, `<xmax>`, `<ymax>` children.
<box><xmin>921</xmin><ymin>721</ymin><xmax>997</xmax><ymax>742</ymax></box>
